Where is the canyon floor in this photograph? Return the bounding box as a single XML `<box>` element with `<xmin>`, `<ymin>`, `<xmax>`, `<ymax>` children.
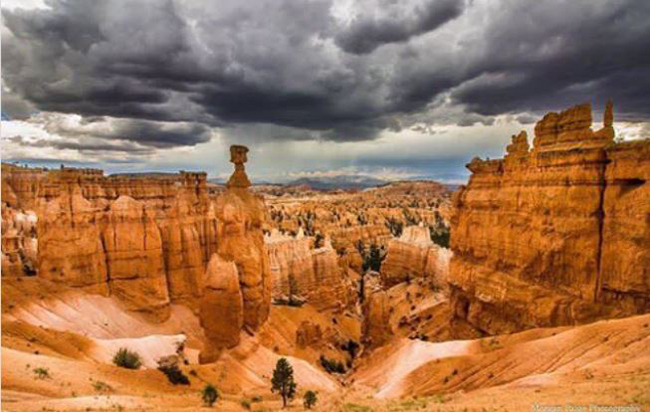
<box><xmin>3</xmin><ymin>276</ymin><xmax>649</xmax><ymax>412</ymax></box>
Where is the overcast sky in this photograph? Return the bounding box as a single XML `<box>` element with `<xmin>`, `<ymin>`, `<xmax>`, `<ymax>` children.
<box><xmin>2</xmin><ymin>0</ymin><xmax>649</xmax><ymax>183</ymax></box>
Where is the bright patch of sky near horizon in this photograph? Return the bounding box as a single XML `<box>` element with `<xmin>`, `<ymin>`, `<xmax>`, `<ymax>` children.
<box><xmin>2</xmin><ymin>0</ymin><xmax>649</xmax><ymax>183</ymax></box>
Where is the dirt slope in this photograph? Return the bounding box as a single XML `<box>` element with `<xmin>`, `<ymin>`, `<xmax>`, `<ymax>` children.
<box><xmin>353</xmin><ymin>313</ymin><xmax>650</xmax><ymax>402</ymax></box>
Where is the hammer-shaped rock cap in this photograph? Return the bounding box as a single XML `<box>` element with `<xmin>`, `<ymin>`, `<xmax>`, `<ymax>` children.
<box><xmin>230</xmin><ymin>145</ymin><xmax>249</xmax><ymax>165</ymax></box>
<box><xmin>227</xmin><ymin>145</ymin><xmax>251</xmax><ymax>188</ymax></box>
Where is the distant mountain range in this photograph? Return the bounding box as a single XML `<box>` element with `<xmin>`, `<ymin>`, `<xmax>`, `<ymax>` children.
<box><xmin>286</xmin><ymin>175</ymin><xmax>387</xmax><ymax>190</ymax></box>
<box><xmin>209</xmin><ymin>175</ymin><xmax>387</xmax><ymax>189</ymax></box>
<box><xmin>208</xmin><ymin>175</ymin><xmax>465</xmax><ymax>191</ymax></box>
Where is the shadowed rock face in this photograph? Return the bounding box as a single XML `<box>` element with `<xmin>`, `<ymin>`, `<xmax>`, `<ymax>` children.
<box><xmin>449</xmin><ymin>102</ymin><xmax>650</xmax><ymax>335</ymax></box>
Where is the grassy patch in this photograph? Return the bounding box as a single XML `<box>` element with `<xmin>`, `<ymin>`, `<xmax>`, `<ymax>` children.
<box><xmin>387</xmin><ymin>397</ymin><xmax>430</xmax><ymax>411</ymax></box>
<box><xmin>92</xmin><ymin>380</ymin><xmax>113</xmax><ymax>393</ymax></box>
<box><xmin>33</xmin><ymin>367</ymin><xmax>50</xmax><ymax>380</ymax></box>
<box><xmin>341</xmin><ymin>403</ymin><xmax>374</xmax><ymax>412</ymax></box>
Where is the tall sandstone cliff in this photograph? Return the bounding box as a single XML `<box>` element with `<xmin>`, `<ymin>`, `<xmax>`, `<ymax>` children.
<box><xmin>449</xmin><ymin>102</ymin><xmax>650</xmax><ymax>335</ymax></box>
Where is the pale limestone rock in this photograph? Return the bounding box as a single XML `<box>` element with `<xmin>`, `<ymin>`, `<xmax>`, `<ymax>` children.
<box><xmin>381</xmin><ymin>226</ymin><xmax>450</xmax><ymax>287</ymax></box>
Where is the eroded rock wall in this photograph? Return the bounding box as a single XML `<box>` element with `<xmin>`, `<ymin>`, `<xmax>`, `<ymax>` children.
<box><xmin>449</xmin><ymin>102</ymin><xmax>650</xmax><ymax>335</ymax></box>
<box><xmin>381</xmin><ymin>225</ymin><xmax>451</xmax><ymax>287</ymax></box>
<box><xmin>266</xmin><ymin>231</ymin><xmax>348</xmax><ymax>310</ymax></box>
<box><xmin>1</xmin><ymin>208</ymin><xmax>37</xmax><ymax>278</ymax></box>
<box><xmin>25</xmin><ymin>168</ymin><xmax>216</xmax><ymax>318</ymax></box>
<box><xmin>600</xmin><ymin>140</ymin><xmax>650</xmax><ymax>313</ymax></box>
<box><xmin>362</xmin><ymin>290</ymin><xmax>393</xmax><ymax>348</ymax></box>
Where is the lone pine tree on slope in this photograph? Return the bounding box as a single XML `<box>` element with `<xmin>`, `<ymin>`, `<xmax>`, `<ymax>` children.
<box><xmin>271</xmin><ymin>357</ymin><xmax>297</xmax><ymax>408</ymax></box>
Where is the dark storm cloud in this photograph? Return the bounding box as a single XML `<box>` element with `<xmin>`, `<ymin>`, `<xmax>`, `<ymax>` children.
<box><xmin>448</xmin><ymin>1</ymin><xmax>650</xmax><ymax>120</ymax></box>
<box><xmin>334</xmin><ymin>0</ymin><xmax>466</xmax><ymax>54</ymax></box>
<box><xmin>515</xmin><ymin>114</ymin><xmax>537</xmax><ymax>125</ymax></box>
<box><xmin>99</xmin><ymin>120</ymin><xmax>212</xmax><ymax>148</ymax></box>
<box><xmin>1</xmin><ymin>90</ymin><xmax>37</xmax><ymax>120</ymax></box>
<box><xmin>2</xmin><ymin>0</ymin><xmax>650</xmax><ymax>151</ymax></box>
<box><xmin>4</xmin><ymin>113</ymin><xmax>213</xmax><ymax>155</ymax></box>
<box><xmin>8</xmin><ymin>135</ymin><xmax>154</xmax><ymax>154</ymax></box>
<box><xmin>41</xmin><ymin>117</ymin><xmax>213</xmax><ymax>149</ymax></box>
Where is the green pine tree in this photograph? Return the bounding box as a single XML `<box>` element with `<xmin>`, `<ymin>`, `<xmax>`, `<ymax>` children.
<box><xmin>271</xmin><ymin>358</ymin><xmax>297</xmax><ymax>408</ymax></box>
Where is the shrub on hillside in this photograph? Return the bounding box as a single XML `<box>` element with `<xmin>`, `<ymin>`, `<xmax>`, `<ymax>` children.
<box><xmin>201</xmin><ymin>384</ymin><xmax>219</xmax><ymax>407</ymax></box>
<box><xmin>112</xmin><ymin>348</ymin><xmax>142</xmax><ymax>370</ymax></box>
<box><xmin>303</xmin><ymin>390</ymin><xmax>318</xmax><ymax>409</ymax></box>
<box><xmin>158</xmin><ymin>364</ymin><xmax>190</xmax><ymax>385</ymax></box>
<box><xmin>319</xmin><ymin>355</ymin><xmax>346</xmax><ymax>374</ymax></box>
<box><xmin>341</xmin><ymin>339</ymin><xmax>360</xmax><ymax>360</ymax></box>
<box><xmin>33</xmin><ymin>367</ymin><xmax>50</xmax><ymax>379</ymax></box>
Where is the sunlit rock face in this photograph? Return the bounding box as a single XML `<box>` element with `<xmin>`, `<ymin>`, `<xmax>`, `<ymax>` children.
<box><xmin>101</xmin><ymin>196</ymin><xmax>170</xmax><ymax>315</ymax></box>
<box><xmin>196</xmin><ymin>145</ymin><xmax>272</xmax><ymax>362</ymax></box>
<box><xmin>37</xmin><ymin>171</ymin><xmax>110</xmax><ymax>296</ymax></box>
<box><xmin>214</xmin><ymin>187</ymin><xmax>271</xmax><ymax>331</ymax></box>
<box><xmin>449</xmin><ymin>102</ymin><xmax>650</xmax><ymax>335</ymax></box>
<box><xmin>26</xmin><ymin>168</ymin><xmax>215</xmax><ymax>320</ymax></box>
<box><xmin>381</xmin><ymin>225</ymin><xmax>451</xmax><ymax>288</ymax></box>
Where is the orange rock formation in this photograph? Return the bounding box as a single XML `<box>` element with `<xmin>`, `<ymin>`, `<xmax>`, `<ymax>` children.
<box><xmin>449</xmin><ymin>102</ymin><xmax>650</xmax><ymax>334</ymax></box>
<box><xmin>1</xmin><ymin>147</ymin><xmax>273</xmax><ymax>329</ymax></box>
<box><xmin>210</xmin><ymin>145</ymin><xmax>271</xmax><ymax>331</ymax></box>
<box><xmin>362</xmin><ymin>290</ymin><xmax>393</xmax><ymax>348</ymax></box>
